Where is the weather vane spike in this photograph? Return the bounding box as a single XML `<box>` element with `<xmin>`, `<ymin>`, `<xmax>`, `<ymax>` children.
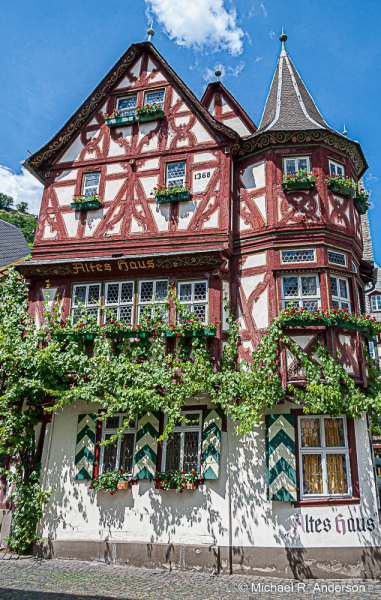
<box><xmin>215</xmin><ymin>68</ymin><xmax>222</xmax><ymax>82</ymax></box>
<box><xmin>147</xmin><ymin>22</ymin><xmax>155</xmax><ymax>43</ymax></box>
<box><xmin>343</xmin><ymin>124</ymin><xmax>348</xmax><ymax>137</ymax></box>
<box><xmin>279</xmin><ymin>27</ymin><xmax>288</xmax><ymax>54</ymax></box>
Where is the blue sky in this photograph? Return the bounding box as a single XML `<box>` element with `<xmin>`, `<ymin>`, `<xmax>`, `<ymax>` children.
<box><xmin>1</xmin><ymin>0</ymin><xmax>380</xmax><ymax>260</ymax></box>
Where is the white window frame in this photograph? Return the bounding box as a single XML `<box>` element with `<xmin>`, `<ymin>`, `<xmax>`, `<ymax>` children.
<box><xmin>298</xmin><ymin>415</ymin><xmax>352</xmax><ymax>499</ymax></box>
<box><xmin>368</xmin><ymin>341</ymin><xmax>376</xmax><ymax>359</ymax></box>
<box><xmin>281</xmin><ymin>273</ymin><xmax>321</xmax><ymax>310</ymax></box>
<box><xmin>330</xmin><ymin>275</ymin><xmax>351</xmax><ymax>311</ymax></box>
<box><xmin>82</xmin><ymin>172</ymin><xmax>100</xmax><ymax>197</ymax></box>
<box><xmin>177</xmin><ymin>279</ymin><xmax>209</xmax><ymax>322</ymax></box>
<box><xmin>328</xmin><ymin>250</ymin><xmax>347</xmax><ymax>267</ymax></box>
<box><xmin>371</xmin><ymin>295</ymin><xmax>381</xmax><ymax>312</ymax></box>
<box><xmin>137</xmin><ymin>279</ymin><xmax>168</xmax><ymax>322</ymax></box>
<box><xmin>143</xmin><ymin>88</ymin><xmax>165</xmax><ymax>108</ymax></box>
<box><xmin>71</xmin><ymin>283</ymin><xmax>101</xmax><ymax>324</ymax></box>
<box><xmin>161</xmin><ymin>410</ymin><xmax>203</xmax><ymax>472</ymax></box>
<box><xmin>280</xmin><ymin>248</ymin><xmax>315</xmax><ymax>264</ymax></box>
<box><xmin>116</xmin><ymin>94</ymin><xmax>138</xmax><ymax>115</ymax></box>
<box><xmin>283</xmin><ymin>155</ymin><xmax>311</xmax><ymax>174</ymax></box>
<box><xmin>104</xmin><ymin>280</ymin><xmax>135</xmax><ymax>324</ymax></box>
<box><xmin>99</xmin><ymin>414</ymin><xmax>137</xmax><ymax>475</ymax></box>
<box><xmin>166</xmin><ymin>161</ymin><xmax>186</xmax><ymax>188</ymax></box>
<box><xmin>329</xmin><ymin>160</ymin><xmax>345</xmax><ymax>177</ymax></box>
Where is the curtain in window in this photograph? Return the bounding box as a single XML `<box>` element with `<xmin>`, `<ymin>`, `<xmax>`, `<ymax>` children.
<box><xmin>302</xmin><ymin>454</ymin><xmax>323</xmax><ymax>494</ymax></box>
<box><xmin>324</xmin><ymin>418</ymin><xmax>344</xmax><ymax>447</ymax></box>
<box><xmin>327</xmin><ymin>454</ymin><xmax>347</xmax><ymax>494</ymax></box>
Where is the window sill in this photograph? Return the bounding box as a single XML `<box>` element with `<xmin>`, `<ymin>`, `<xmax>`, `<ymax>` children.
<box><xmin>293</xmin><ymin>497</ymin><xmax>360</xmax><ymax>508</ymax></box>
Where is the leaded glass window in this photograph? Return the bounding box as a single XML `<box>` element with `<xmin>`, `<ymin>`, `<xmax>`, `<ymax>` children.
<box><xmin>284</xmin><ymin>156</ymin><xmax>310</xmax><ymax>174</ymax></box>
<box><xmin>330</xmin><ymin>276</ymin><xmax>351</xmax><ymax>311</ymax></box>
<box><xmin>371</xmin><ymin>296</ymin><xmax>381</xmax><ymax>312</ymax></box>
<box><xmin>281</xmin><ymin>249</ymin><xmax>315</xmax><ymax>263</ymax></box>
<box><xmin>71</xmin><ymin>283</ymin><xmax>101</xmax><ymax>323</ymax></box>
<box><xmin>178</xmin><ymin>280</ymin><xmax>208</xmax><ymax>322</ymax></box>
<box><xmin>299</xmin><ymin>416</ymin><xmax>351</xmax><ymax>498</ymax></box>
<box><xmin>281</xmin><ymin>274</ymin><xmax>320</xmax><ymax>310</ymax></box>
<box><xmin>117</xmin><ymin>94</ymin><xmax>138</xmax><ymax>115</ymax></box>
<box><xmin>104</xmin><ymin>281</ymin><xmax>134</xmax><ymax>324</ymax></box>
<box><xmin>328</xmin><ymin>250</ymin><xmax>347</xmax><ymax>267</ymax></box>
<box><xmin>82</xmin><ymin>172</ymin><xmax>100</xmax><ymax>198</ymax></box>
<box><xmin>100</xmin><ymin>414</ymin><xmax>136</xmax><ymax>474</ymax></box>
<box><xmin>163</xmin><ymin>411</ymin><xmax>202</xmax><ymax>472</ymax></box>
<box><xmin>144</xmin><ymin>89</ymin><xmax>165</xmax><ymax>108</ymax></box>
<box><xmin>166</xmin><ymin>162</ymin><xmax>186</xmax><ymax>188</ymax></box>
<box><xmin>138</xmin><ymin>279</ymin><xmax>168</xmax><ymax>322</ymax></box>
<box><xmin>329</xmin><ymin>160</ymin><xmax>345</xmax><ymax>177</ymax></box>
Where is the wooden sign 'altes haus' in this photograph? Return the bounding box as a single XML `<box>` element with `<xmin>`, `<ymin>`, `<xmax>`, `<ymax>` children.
<box><xmin>15</xmin><ymin>31</ymin><xmax>381</xmax><ymax>577</ymax></box>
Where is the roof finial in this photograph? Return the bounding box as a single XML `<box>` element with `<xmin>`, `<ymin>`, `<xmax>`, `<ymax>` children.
<box><xmin>279</xmin><ymin>27</ymin><xmax>288</xmax><ymax>55</ymax></box>
<box><xmin>215</xmin><ymin>68</ymin><xmax>222</xmax><ymax>82</ymax></box>
<box><xmin>342</xmin><ymin>124</ymin><xmax>348</xmax><ymax>137</ymax></box>
<box><xmin>147</xmin><ymin>23</ymin><xmax>155</xmax><ymax>43</ymax></box>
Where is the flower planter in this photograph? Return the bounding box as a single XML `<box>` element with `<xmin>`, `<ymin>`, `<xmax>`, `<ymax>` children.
<box><xmin>335</xmin><ymin>320</ymin><xmax>370</xmax><ymax>334</ymax></box>
<box><xmin>117</xmin><ymin>481</ymin><xmax>131</xmax><ymax>490</ymax></box>
<box><xmin>137</xmin><ymin>331</ymin><xmax>150</xmax><ymax>339</ymax></box>
<box><xmin>137</xmin><ymin>109</ymin><xmax>165</xmax><ymax>123</ymax></box>
<box><xmin>204</xmin><ymin>328</ymin><xmax>217</xmax><ymax>337</ymax></box>
<box><xmin>71</xmin><ymin>199</ymin><xmax>102</xmax><ymax>211</ymax></box>
<box><xmin>328</xmin><ymin>182</ymin><xmax>354</xmax><ymax>197</ymax></box>
<box><xmin>156</xmin><ymin>191</ymin><xmax>191</xmax><ymax>204</ymax></box>
<box><xmin>84</xmin><ymin>332</ymin><xmax>97</xmax><ymax>341</ymax></box>
<box><xmin>354</xmin><ymin>197</ymin><xmax>369</xmax><ymax>215</ymax></box>
<box><xmin>165</xmin><ymin>330</ymin><xmax>178</xmax><ymax>338</ymax></box>
<box><xmin>105</xmin><ymin>115</ymin><xmax>136</xmax><ymax>127</ymax></box>
<box><xmin>282</xmin><ymin>181</ymin><xmax>315</xmax><ymax>191</ymax></box>
<box><xmin>53</xmin><ymin>333</ymin><xmax>67</xmax><ymax>341</ymax></box>
<box><xmin>68</xmin><ymin>333</ymin><xmax>84</xmax><ymax>341</ymax></box>
<box><xmin>283</xmin><ymin>318</ymin><xmax>330</xmax><ymax>327</ymax></box>
<box><xmin>184</xmin><ymin>330</ymin><xmax>205</xmax><ymax>338</ymax></box>
<box><xmin>182</xmin><ymin>481</ymin><xmax>197</xmax><ymax>490</ymax></box>
<box><xmin>105</xmin><ymin>331</ymin><xmax>137</xmax><ymax>339</ymax></box>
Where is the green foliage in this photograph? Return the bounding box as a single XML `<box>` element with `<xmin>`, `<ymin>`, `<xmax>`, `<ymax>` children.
<box><xmin>89</xmin><ymin>470</ymin><xmax>136</xmax><ymax>495</ymax></box>
<box><xmin>0</xmin><ymin>208</ymin><xmax>37</xmax><ymax>246</ymax></box>
<box><xmin>155</xmin><ymin>469</ymin><xmax>201</xmax><ymax>492</ymax></box>
<box><xmin>16</xmin><ymin>202</ymin><xmax>28</xmax><ymax>214</ymax></box>
<box><xmin>0</xmin><ymin>193</ymin><xmax>14</xmax><ymax>210</ymax></box>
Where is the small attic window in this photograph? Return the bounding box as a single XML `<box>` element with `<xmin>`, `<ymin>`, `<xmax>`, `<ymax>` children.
<box><xmin>117</xmin><ymin>95</ymin><xmax>138</xmax><ymax>115</ymax></box>
<box><xmin>329</xmin><ymin>160</ymin><xmax>345</xmax><ymax>177</ymax></box>
<box><xmin>82</xmin><ymin>172</ymin><xmax>100</xmax><ymax>197</ymax></box>
<box><xmin>144</xmin><ymin>89</ymin><xmax>165</xmax><ymax>108</ymax></box>
<box><xmin>166</xmin><ymin>162</ymin><xmax>186</xmax><ymax>188</ymax></box>
<box><xmin>283</xmin><ymin>156</ymin><xmax>310</xmax><ymax>174</ymax></box>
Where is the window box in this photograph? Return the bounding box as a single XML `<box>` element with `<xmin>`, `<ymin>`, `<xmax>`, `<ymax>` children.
<box><xmin>354</xmin><ymin>196</ymin><xmax>369</xmax><ymax>215</ymax></box>
<box><xmin>105</xmin><ymin>330</ymin><xmax>136</xmax><ymax>339</ymax></box>
<box><xmin>105</xmin><ymin>114</ymin><xmax>137</xmax><ymax>128</ymax></box>
<box><xmin>184</xmin><ymin>328</ymin><xmax>216</xmax><ymax>337</ymax></box>
<box><xmin>137</xmin><ymin>330</ymin><xmax>150</xmax><ymax>339</ymax></box>
<box><xmin>117</xmin><ymin>480</ymin><xmax>132</xmax><ymax>490</ymax></box>
<box><xmin>71</xmin><ymin>198</ymin><xmax>103</xmax><ymax>211</ymax></box>
<box><xmin>335</xmin><ymin>319</ymin><xmax>370</xmax><ymax>334</ymax></box>
<box><xmin>327</xmin><ymin>181</ymin><xmax>354</xmax><ymax>197</ymax></box>
<box><xmin>155</xmin><ymin>190</ymin><xmax>191</xmax><ymax>203</ymax></box>
<box><xmin>165</xmin><ymin>330</ymin><xmax>179</xmax><ymax>338</ymax></box>
<box><xmin>283</xmin><ymin>317</ymin><xmax>331</xmax><ymax>327</ymax></box>
<box><xmin>282</xmin><ymin>181</ymin><xmax>315</xmax><ymax>191</ymax></box>
<box><xmin>53</xmin><ymin>332</ymin><xmax>68</xmax><ymax>341</ymax></box>
<box><xmin>137</xmin><ymin>108</ymin><xmax>165</xmax><ymax>123</ymax></box>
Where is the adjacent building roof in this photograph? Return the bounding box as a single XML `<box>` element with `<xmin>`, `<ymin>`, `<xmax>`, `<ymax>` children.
<box><xmin>257</xmin><ymin>33</ymin><xmax>330</xmax><ymax>133</ymax></box>
<box><xmin>0</xmin><ymin>219</ymin><xmax>30</xmax><ymax>272</ymax></box>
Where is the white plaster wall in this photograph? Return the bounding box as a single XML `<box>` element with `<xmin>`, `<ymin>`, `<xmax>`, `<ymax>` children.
<box><xmin>58</xmin><ymin>137</ymin><xmax>84</xmax><ymax>163</ymax></box>
<box><xmin>39</xmin><ymin>402</ymin><xmax>380</xmax><ymax>550</ymax></box>
<box><xmin>223</xmin><ymin>116</ymin><xmax>251</xmax><ymax>137</ymax></box>
<box><xmin>241</xmin><ymin>161</ymin><xmax>265</xmax><ymax>191</ymax></box>
<box><xmin>54</xmin><ymin>185</ymin><xmax>75</xmax><ymax>207</ymax></box>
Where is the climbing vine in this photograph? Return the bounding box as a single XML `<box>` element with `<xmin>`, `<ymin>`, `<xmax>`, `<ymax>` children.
<box><xmin>1</xmin><ymin>269</ymin><xmax>381</xmax><ymax>552</ymax></box>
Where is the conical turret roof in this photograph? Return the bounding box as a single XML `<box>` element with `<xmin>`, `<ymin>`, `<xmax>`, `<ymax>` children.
<box><xmin>257</xmin><ymin>32</ymin><xmax>330</xmax><ymax>132</ymax></box>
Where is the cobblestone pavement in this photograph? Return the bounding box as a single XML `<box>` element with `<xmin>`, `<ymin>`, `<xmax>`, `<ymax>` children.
<box><xmin>0</xmin><ymin>558</ymin><xmax>380</xmax><ymax>600</ymax></box>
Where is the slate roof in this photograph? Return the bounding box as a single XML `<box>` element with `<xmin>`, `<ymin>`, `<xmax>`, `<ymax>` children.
<box><xmin>0</xmin><ymin>219</ymin><xmax>30</xmax><ymax>270</ymax></box>
<box><xmin>257</xmin><ymin>44</ymin><xmax>330</xmax><ymax>133</ymax></box>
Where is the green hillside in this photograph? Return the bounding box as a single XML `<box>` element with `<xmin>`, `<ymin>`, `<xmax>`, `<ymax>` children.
<box><xmin>0</xmin><ymin>210</ymin><xmax>37</xmax><ymax>246</ymax></box>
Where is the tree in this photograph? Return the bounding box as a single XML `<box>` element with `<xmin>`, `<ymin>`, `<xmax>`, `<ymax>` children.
<box><xmin>0</xmin><ymin>193</ymin><xmax>14</xmax><ymax>210</ymax></box>
<box><xmin>16</xmin><ymin>202</ymin><xmax>28</xmax><ymax>213</ymax></box>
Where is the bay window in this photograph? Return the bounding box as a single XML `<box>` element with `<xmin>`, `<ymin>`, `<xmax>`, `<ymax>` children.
<box><xmin>281</xmin><ymin>274</ymin><xmax>320</xmax><ymax>310</ymax></box>
<box><xmin>329</xmin><ymin>160</ymin><xmax>345</xmax><ymax>177</ymax></box>
<box><xmin>330</xmin><ymin>275</ymin><xmax>351</xmax><ymax>310</ymax></box>
<box><xmin>284</xmin><ymin>156</ymin><xmax>310</xmax><ymax>174</ymax></box>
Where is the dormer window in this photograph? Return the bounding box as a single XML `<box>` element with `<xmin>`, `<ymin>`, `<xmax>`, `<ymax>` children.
<box><xmin>284</xmin><ymin>156</ymin><xmax>310</xmax><ymax>174</ymax></box>
<box><xmin>83</xmin><ymin>172</ymin><xmax>100</xmax><ymax>198</ymax></box>
<box><xmin>143</xmin><ymin>89</ymin><xmax>165</xmax><ymax>108</ymax></box>
<box><xmin>117</xmin><ymin>95</ymin><xmax>138</xmax><ymax>115</ymax></box>
<box><xmin>329</xmin><ymin>160</ymin><xmax>345</xmax><ymax>177</ymax></box>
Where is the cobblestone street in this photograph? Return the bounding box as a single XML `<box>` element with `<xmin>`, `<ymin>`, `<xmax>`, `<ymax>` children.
<box><xmin>0</xmin><ymin>558</ymin><xmax>380</xmax><ymax>600</ymax></box>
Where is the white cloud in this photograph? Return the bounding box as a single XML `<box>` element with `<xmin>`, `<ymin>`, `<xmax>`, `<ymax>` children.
<box><xmin>0</xmin><ymin>166</ymin><xmax>43</xmax><ymax>216</ymax></box>
<box><xmin>366</xmin><ymin>173</ymin><xmax>378</xmax><ymax>183</ymax></box>
<box><xmin>255</xmin><ymin>56</ymin><xmax>263</xmax><ymax>62</ymax></box>
<box><xmin>260</xmin><ymin>3</ymin><xmax>268</xmax><ymax>17</ymax></box>
<box><xmin>145</xmin><ymin>0</ymin><xmax>245</xmax><ymax>55</ymax></box>
<box><xmin>248</xmin><ymin>2</ymin><xmax>267</xmax><ymax>18</ymax></box>
<box><xmin>269</xmin><ymin>30</ymin><xmax>276</xmax><ymax>40</ymax></box>
<box><xmin>202</xmin><ymin>61</ymin><xmax>245</xmax><ymax>82</ymax></box>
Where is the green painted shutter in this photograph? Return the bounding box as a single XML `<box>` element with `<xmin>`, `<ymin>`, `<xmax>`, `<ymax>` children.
<box><xmin>74</xmin><ymin>413</ymin><xmax>96</xmax><ymax>480</ymax></box>
<box><xmin>201</xmin><ymin>408</ymin><xmax>222</xmax><ymax>480</ymax></box>
<box><xmin>266</xmin><ymin>414</ymin><xmax>297</xmax><ymax>502</ymax></box>
<box><xmin>133</xmin><ymin>411</ymin><xmax>160</xmax><ymax>480</ymax></box>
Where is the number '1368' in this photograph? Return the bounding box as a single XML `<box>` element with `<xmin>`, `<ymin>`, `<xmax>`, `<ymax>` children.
<box><xmin>194</xmin><ymin>171</ymin><xmax>211</xmax><ymax>180</ymax></box>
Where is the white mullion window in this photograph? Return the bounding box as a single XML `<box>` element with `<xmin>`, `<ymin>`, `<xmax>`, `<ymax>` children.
<box><xmin>162</xmin><ymin>411</ymin><xmax>202</xmax><ymax>472</ymax></box>
<box><xmin>328</xmin><ymin>250</ymin><xmax>347</xmax><ymax>267</ymax></box>
<box><xmin>284</xmin><ymin>156</ymin><xmax>311</xmax><ymax>174</ymax></box>
<box><xmin>281</xmin><ymin>274</ymin><xmax>320</xmax><ymax>310</ymax></box>
<box><xmin>104</xmin><ymin>281</ymin><xmax>134</xmax><ymax>323</ymax></box>
<box><xmin>329</xmin><ymin>160</ymin><xmax>345</xmax><ymax>177</ymax></box>
<box><xmin>371</xmin><ymin>295</ymin><xmax>381</xmax><ymax>312</ymax></box>
<box><xmin>138</xmin><ymin>279</ymin><xmax>168</xmax><ymax>322</ymax></box>
<box><xmin>166</xmin><ymin>162</ymin><xmax>186</xmax><ymax>188</ymax></box>
<box><xmin>144</xmin><ymin>89</ymin><xmax>165</xmax><ymax>108</ymax></box>
<box><xmin>178</xmin><ymin>280</ymin><xmax>208</xmax><ymax>322</ymax></box>
<box><xmin>82</xmin><ymin>172</ymin><xmax>100</xmax><ymax>198</ymax></box>
<box><xmin>299</xmin><ymin>415</ymin><xmax>352</xmax><ymax>499</ymax></box>
<box><xmin>330</xmin><ymin>275</ymin><xmax>351</xmax><ymax>310</ymax></box>
<box><xmin>71</xmin><ymin>283</ymin><xmax>101</xmax><ymax>323</ymax></box>
<box><xmin>100</xmin><ymin>414</ymin><xmax>137</xmax><ymax>475</ymax></box>
<box><xmin>117</xmin><ymin>94</ymin><xmax>138</xmax><ymax>116</ymax></box>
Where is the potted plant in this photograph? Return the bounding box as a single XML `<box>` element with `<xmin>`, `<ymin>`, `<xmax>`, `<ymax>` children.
<box><xmin>136</xmin><ymin>103</ymin><xmax>165</xmax><ymax>123</ymax></box>
<box><xmin>326</xmin><ymin>174</ymin><xmax>356</xmax><ymax>197</ymax></box>
<box><xmin>89</xmin><ymin>470</ymin><xmax>137</xmax><ymax>495</ymax></box>
<box><xmin>353</xmin><ymin>190</ymin><xmax>370</xmax><ymax>215</ymax></box>
<box><xmin>280</xmin><ymin>306</ymin><xmax>331</xmax><ymax>327</ymax></box>
<box><xmin>282</xmin><ymin>169</ymin><xmax>318</xmax><ymax>191</ymax></box>
<box><xmin>70</xmin><ymin>194</ymin><xmax>103</xmax><ymax>211</ymax></box>
<box><xmin>103</xmin><ymin>109</ymin><xmax>137</xmax><ymax>127</ymax></box>
<box><xmin>152</xmin><ymin>184</ymin><xmax>191</xmax><ymax>203</ymax></box>
<box><xmin>154</xmin><ymin>469</ymin><xmax>203</xmax><ymax>492</ymax></box>
<box><xmin>101</xmin><ymin>319</ymin><xmax>138</xmax><ymax>339</ymax></box>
